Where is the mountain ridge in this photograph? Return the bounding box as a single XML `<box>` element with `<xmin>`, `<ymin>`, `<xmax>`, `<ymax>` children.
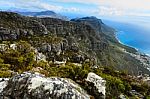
<box><xmin>0</xmin><ymin>11</ymin><xmax>150</xmax><ymax>75</ymax></box>
<box><xmin>16</xmin><ymin>10</ymin><xmax>68</xmax><ymax>20</ymax></box>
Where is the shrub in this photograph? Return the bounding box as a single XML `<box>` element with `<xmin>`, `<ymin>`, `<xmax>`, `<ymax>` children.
<box><xmin>0</xmin><ymin>70</ymin><xmax>12</xmax><ymax>78</ymax></box>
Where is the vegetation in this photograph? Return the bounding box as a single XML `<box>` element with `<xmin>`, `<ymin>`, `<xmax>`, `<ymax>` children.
<box><xmin>0</xmin><ymin>40</ymin><xmax>149</xmax><ymax>98</ymax></box>
<box><xmin>0</xmin><ymin>12</ymin><xmax>150</xmax><ymax>98</ymax></box>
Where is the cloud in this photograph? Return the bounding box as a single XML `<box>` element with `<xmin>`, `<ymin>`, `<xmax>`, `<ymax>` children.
<box><xmin>96</xmin><ymin>6</ymin><xmax>124</xmax><ymax>16</ymax></box>
<box><xmin>53</xmin><ymin>0</ymin><xmax>150</xmax><ymax>16</ymax></box>
<box><xmin>13</xmin><ymin>0</ymin><xmax>63</xmax><ymax>11</ymax></box>
<box><xmin>54</xmin><ymin>0</ymin><xmax>150</xmax><ymax>10</ymax></box>
<box><xmin>0</xmin><ymin>0</ymin><xmax>79</xmax><ymax>12</ymax></box>
<box><xmin>0</xmin><ymin>1</ymin><xmax>15</xmax><ymax>7</ymax></box>
<box><xmin>35</xmin><ymin>3</ymin><xmax>79</xmax><ymax>12</ymax></box>
<box><xmin>32</xmin><ymin>2</ymin><xmax>63</xmax><ymax>11</ymax></box>
<box><xmin>0</xmin><ymin>0</ymin><xmax>149</xmax><ymax>16</ymax></box>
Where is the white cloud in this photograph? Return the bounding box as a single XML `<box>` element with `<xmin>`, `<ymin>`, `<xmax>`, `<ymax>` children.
<box><xmin>0</xmin><ymin>0</ymin><xmax>79</xmax><ymax>12</ymax></box>
<box><xmin>1</xmin><ymin>0</ymin><xmax>150</xmax><ymax>16</ymax></box>
<box><xmin>0</xmin><ymin>1</ymin><xmax>15</xmax><ymax>7</ymax></box>
<box><xmin>54</xmin><ymin>0</ymin><xmax>150</xmax><ymax>16</ymax></box>
<box><xmin>13</xmin><ymin>0</ymin><xmax>63</xmax><ymax>11</ymax></box>
<box><xmin>55</xmin><ymin>0</ymin><xmax>150</xmax><ymax>10</ymax></box>
<box><xmin>34</xmin><ymin>2</ymin><xmax>63</xmax><ymax>11</ymax></box>
<box><xmin>96</xmin><ymin>6</ymin><xmax>124</xmax><ymax>16</ymax></box>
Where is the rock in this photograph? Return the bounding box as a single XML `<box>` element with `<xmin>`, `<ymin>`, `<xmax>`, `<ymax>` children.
<box><xmin>51</xmin><ymin>43</ymin><xmax>62</xmax><ymax>55</ymax></box>
<box><xmin>54</xmin><ymin>60</ymin><xmax>66</xmax><ymax>66</ymax></box>
<box><xmin>129</xmin><ymin>90</ymin><xmax>144</xmax><ymax>99</ymax></box>
<box><xmin>0</xmin><ymin>72</ymin><xmax>90</xmax><ymax>99</ymax></box>
<box><xmin>0</xmin><ymin>43</ymin><xmax>17</xmax><ymax>51</ymax></box>
<box><xmin>119</xmin><ymin>94</ymin><xmax>126</xmax><ymax>99</ymax></box>
<box><xmin>86</xmin><ymin>72</ymin><xmax>106</xmax><ymax>98</ymax></box>
<box><xmin>10</xmin><ymin>44</ymin><xmax>17</xmax><ymax>50</ymax></box>
<box><xmin>0</xmin><ymin>44</ymin><xmax>8</xmax><ymax>51</ymax></box>
<box><xmin>35</xmin><ymin>52</ymin><xmax>46</xmax><ymax>62</ymax></box>
<box><xmin>0</xmin><ymin>78</ymin><xmax>9</xmax><ymax>93</ymax></box>
<box><xmin>32</xmin><ymin>67</ymin><xmax>44</xmax><ymax>72</ymax></box>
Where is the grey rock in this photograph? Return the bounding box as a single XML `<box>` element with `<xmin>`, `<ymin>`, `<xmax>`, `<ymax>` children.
<box><xmin>0</xmin><ymin>72</ymin><xmax>90</xmax><ymax>99</ymax></box>
<box><xmin>86</xmin><ymin>72</ymin><xmax>106</xmax><ymax>99</ymax></box>
<box><xmin>119</xmin><ymin>94</ymin><xmax>126</xmax><ymax>99</ymax></box>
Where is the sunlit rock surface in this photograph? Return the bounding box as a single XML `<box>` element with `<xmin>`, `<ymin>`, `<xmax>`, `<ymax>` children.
<box><xmin>86</xmin><ymin>72</ymin><xmax>106</xmax><ymax>98</ymax></box>
<box><xmin>0</xmin><ymin>72</ymin><xmax>90</xmax><ymax>99</ymax></box>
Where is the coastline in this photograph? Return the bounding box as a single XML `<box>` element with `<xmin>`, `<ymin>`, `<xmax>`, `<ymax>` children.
<box><xmin>103</xmin><ymin>19</ymin><xmax>150</xmax><ymax>57</ymax></box>
<box><xmin>115</xmin><ymin>31</ymin><xmax>150</xmax><ymax>57</ymax></box>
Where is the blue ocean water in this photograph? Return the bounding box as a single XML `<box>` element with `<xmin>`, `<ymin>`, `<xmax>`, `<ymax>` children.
<box><xmin>102</xmin><ymin>17</ymin><xmax>150</xmax><ymax>55</ymax></box>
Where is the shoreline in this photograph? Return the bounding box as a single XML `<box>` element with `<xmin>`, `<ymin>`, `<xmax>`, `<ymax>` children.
<box><xmin>115</xmin><ymin>31</ymin><xmax>150</xmax><ymax>57</ymax></box>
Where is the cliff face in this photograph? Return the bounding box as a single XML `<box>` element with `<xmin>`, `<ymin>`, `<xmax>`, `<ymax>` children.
<box><xmin>0</xmin><ymin>11</ymin><xmax>150</xmax><ymax>75</ymax></box>
<box><xmin>71</xmin><ymin>16</ymin><xmax>117</xmax><ymax>43</ymax></box>
<box><xmin>40</xmin><ymin>17</ymin><xmax>108</xmax><ymax>50</ymax></box>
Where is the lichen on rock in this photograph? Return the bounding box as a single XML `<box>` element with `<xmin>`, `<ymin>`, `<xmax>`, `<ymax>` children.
<box><xmin>86</xmin><ymin>72</ymin><xmax>106</xmax><ymax>98</ymax></box>
<box><xmin>0</xmin><ymin>72</ymin><xmax>90</xmax><ymax>99</ymax></box>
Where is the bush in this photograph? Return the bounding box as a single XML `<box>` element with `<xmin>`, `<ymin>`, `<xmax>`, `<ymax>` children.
<box><xmin>0</xmin><ymin>41</ymin><xmax>35</xmax><ymax>72</ymax></box>
<box><xmin>0</xmin><ymin>70</ymin><xmax>12</xmax><ymax>78</ymax></box>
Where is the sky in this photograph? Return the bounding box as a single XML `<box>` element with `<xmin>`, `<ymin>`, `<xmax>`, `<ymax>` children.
<box><xmin>0</xmin><ymin>0</ymin><xmax>150</xmax><ymax>17</ymax></box>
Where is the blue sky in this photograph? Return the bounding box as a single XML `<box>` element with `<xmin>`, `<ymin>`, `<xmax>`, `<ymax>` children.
<box><xmin>0</xmin><ymin>0</ymin><xmax>150</xmax><ymax>17</ymax></box>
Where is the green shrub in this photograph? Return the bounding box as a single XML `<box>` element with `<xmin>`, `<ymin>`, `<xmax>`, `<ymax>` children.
<box><xmin>0</xmin><ymin>70</ymin><xmax>12</xmax><ymax>78</ymax></box>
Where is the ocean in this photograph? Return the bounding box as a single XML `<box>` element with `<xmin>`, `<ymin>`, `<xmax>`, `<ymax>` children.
<box><xmin>102</xmin><ymin>16</ymin><xmax>150</xmax><ymax>55</ymax></box>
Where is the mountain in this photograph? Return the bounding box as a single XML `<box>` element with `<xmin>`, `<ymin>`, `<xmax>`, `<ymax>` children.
<box><xmin>0</xmin><ymin>11</ymin><xmax>150</xmax><ymax>98</ymax></box>
<box><xmin>0</xmin><ymin>11</ymin><xmax>150</xmax><ymax>75</ymax></box>
<box><xmin>71</xmin><ymin>16</ymin><xmax>117</xmax><ymax>43</ymax></box>
<box><xmin>71</xmin><ymin>16</ymin><xmax>150</xmax><ymax>75</ymax></box>
<box><xmin>17</xmin><ymin>10</ymin><xmax>68</xmax><ymax>20</ymax></box>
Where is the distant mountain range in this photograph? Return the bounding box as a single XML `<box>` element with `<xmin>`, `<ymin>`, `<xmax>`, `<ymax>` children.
<box><xmin>16</xmin><ymin>10</ymin><xmax>68</xmax><ymax>20</ymax></box>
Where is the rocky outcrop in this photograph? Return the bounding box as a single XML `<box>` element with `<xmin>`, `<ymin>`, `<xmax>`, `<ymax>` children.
<box><xmin>119</xmin><ymin>94</ymin><xmax>126</xmax><ymax>99</ymax></box>
<box><xmin>129</xmin><ymin>90</ymin><xmax>144</xmax><ymax>99</ymax></box>
<box><xmin>0</xmin><ymin>72</ymin><xmax>90</xmax><ymax>99</ymax></box>
<box><xmin>0</xmin><ymin>78</ymin><xmax>9</xmax><ymax>93</ymax></box>
<box><xmin>40</xmin><ymin>17</ymin><xmax>108</xmax><ymax>50</ymax></box>
<box><xmin>86</xmin><ymin>72</ymin><xmax>106</xmax><ymax>99</ymax></box>
<box><xmin>0</xmin><ymin>12</ymin><xmax>48</xmax><ymax>36</ymax></box>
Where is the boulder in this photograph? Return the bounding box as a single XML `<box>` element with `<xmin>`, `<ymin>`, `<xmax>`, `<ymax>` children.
<box><xmin>0</xmin><ymin>78</ymin><xmax>9</xmax><ymax>93</ymax></box>
<box><xmin>119</xmin><ymin>94</ymin><xmax>126</xmax><ymax>99</ymax></box>
<box><xmin>0</xmin><ymin>72</ymin><xmax>90</xmax><ymax>99</ymax></box>
<box><xmin>35</xmin><ymin>52</ymin><xmax>46</xmax><ymax>62</ymax></box>
<box><xmin>86</xmin><ymin>72</ymin><xmax>106</xmax><ymax>99</ymax></box>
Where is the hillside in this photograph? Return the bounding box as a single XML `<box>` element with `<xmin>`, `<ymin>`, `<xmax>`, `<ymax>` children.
<box><xmin>0</xmin><ymin>11</ymin><xmax>150</xmax><ymax>75</ymax></box>
<box><xmin>0</xmin><ymin>11</ymin><xmax>150</xmax><ymax>98</ymax></box>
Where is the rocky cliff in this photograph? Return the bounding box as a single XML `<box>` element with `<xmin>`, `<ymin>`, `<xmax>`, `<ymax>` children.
<box><xmin>0</xmin><ymin>11</ymin><xmax>150</xmax><ymax>75</ymax></box>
